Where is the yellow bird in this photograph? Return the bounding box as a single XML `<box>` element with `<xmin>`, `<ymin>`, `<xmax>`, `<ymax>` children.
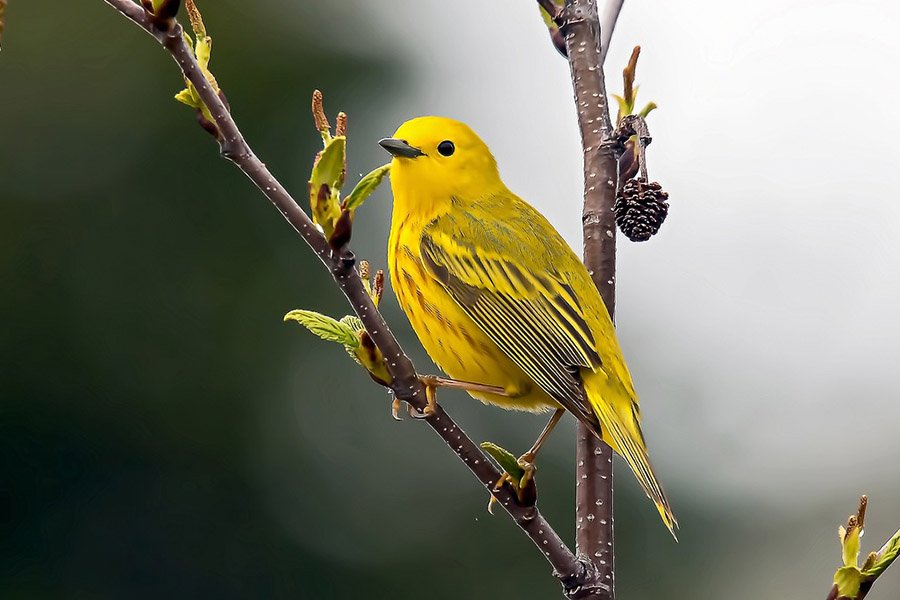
<box><xmin>380</xmin><ymin>116</ymin><xmax>677</xmax><ymax>536</ymax></box>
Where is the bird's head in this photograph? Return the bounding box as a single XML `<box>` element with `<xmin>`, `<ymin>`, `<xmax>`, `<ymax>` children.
<box><xmin>379</xmin><ymin>116</ymin><xmax>503</xmax><ymax>199</ymax></box>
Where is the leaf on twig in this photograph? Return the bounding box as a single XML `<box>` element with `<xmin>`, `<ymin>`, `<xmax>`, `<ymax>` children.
<box><xmin>308</xmin><ymin>136</ymin><xmax>346</xmax><ymax>237</ymax></box>
<box><xmin>831</xmin><ymin>495</ymin><xmax>900</xmax><ymax>599</ymax></box>
<box><xmin>339</xmin><ymin>315</ymin><xmax>364</xmax><ymax>332</ymax></box>
<box><xmin>639</xmin><ymin>101</ymin><xmax>658</xmax><ymax>118</ymax></box>
<box><xmin>862</xmin><ymin>528</ymin><xmax>900</xmax><ymax>579</ymax></box>
<box><xmin>311</xmin><ymin>136</ymin><xmax>346</xmax><ymax>191</ymax></box>
<box><xmin>174</xmin><ymin>89</ymin><xmax>195</xmax><ymax>107</ymax></box>
<box><xmin>284</xmin><ymin>309</ymin><xmax>358</xmax><ymax>348</ymax></box>
<box><xmin>343</xmin><ymin>164</ymin><xmax>391</xmax><ymax>212</ymax></box>
<box><xmin>284</xmin><ymin>264</ymin><xmax>393</xmax><ymax>387</ymax></box>
<box><xmin>172</xmin><ymin>0</ymin><xmax>221</xmax><ymax>131</ymax></box>
<box><xmin>536</xmin><ymin>0</ymin><xmax>566</xmax><ymax>57</ymax></box>
<box><xmin>480</xmin><ymin>442</ymin><xmax>525</xmax><ymax>482</ymax></box>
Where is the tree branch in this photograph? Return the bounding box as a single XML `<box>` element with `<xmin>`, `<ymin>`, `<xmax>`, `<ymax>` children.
<box><xmin>558</xmin><ymin>0</ymin><xmax>621</xmax><ymax>597</ymax></box>
<box><xmin>101</xmin><ymin>1</ymin><xmax>603</xmax><ymax>596</ymax></box>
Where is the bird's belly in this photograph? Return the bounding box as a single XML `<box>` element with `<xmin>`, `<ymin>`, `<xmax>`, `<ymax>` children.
<box><xmin>390</xmin><ymin>247</ymin><xmax>557</xmax><ymax>413</ymax></box>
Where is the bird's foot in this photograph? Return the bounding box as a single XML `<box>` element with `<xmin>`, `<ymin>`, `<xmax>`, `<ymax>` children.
<box><xmin>482</xmin><ymin>444</ymin><xmax>538</xmax><ymax>511</ymax></box>
<box><xmin>516</xmin><ymin>451</ymin><xmax>537</xmax><ymax>490</ymax></box>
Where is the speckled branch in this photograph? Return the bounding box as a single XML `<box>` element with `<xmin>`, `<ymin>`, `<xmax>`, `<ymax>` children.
<box><xmin>102</xmin><ymin>0</ymin><xmax>602</xmax><ymax>596</ymax></box>
<box><xmin>558</xmin><ymin>0</ymin><xmax>621</xmax><ymax>598</ymax></box>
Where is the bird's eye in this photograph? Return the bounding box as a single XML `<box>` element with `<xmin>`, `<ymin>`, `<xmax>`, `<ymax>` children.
<box><xmin>437</xmin><ymin>140</ymin><xmax>455</xmax><ymax>157</ymax></box>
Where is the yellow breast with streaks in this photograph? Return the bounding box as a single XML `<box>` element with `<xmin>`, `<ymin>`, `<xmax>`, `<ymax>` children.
<box><xmin>388</xmin><ymin>211</ymin><xmax>557</xmax><ymax>413</ymax></box>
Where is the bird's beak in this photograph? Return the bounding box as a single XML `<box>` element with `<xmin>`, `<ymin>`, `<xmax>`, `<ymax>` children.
<box><xmin>379</xmin><ymin>138</ymin><xmax>425</xmax><ymax>159</ymax></box>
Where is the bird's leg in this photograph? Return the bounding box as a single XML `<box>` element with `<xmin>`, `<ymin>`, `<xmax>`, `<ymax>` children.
<box><xmin>420</xmin><ymin>374</ymin><xmax>509</xmax><ymax>396</ymax></box>
<box><xmin>407</xmin><ymin>374</ymin><xmax>509</xmax><ymax>418</ymax></box>
<box><xmin>516</xmin><ymin>408</ymin><xmax>565</xmax><ymax>486</ymax></box>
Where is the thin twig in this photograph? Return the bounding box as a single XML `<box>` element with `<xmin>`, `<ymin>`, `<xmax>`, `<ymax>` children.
<box><xmin>599</xmin><ymin>0</ymin><xmax>624</xmax><ymax>64</ymax></box>
<box><xmin>558</xmin><ymin>0</ymin><xmax>621</xmax><ymax>597</ymax></box>
<box><xmin>101</xmin><ymin>0</ymin><xmax>597</xmax><ymax>596</ymax></box>
<box><xmin>616</xmin><ymin>114</ymin><xmax>650</xmax><ymax>180</ymax></box>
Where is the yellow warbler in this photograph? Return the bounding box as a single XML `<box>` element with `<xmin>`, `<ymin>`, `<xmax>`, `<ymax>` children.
<box><xmin>380</xmin><ymin>117</ymin><xmax>677</xmax><ymax>536</ymax></box>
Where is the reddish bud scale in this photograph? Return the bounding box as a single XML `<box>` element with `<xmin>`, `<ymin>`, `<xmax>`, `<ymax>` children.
<box><xmin>328</xmin><ymin>208</ymin><xmax>353</xmax><ymax>251</ymax></box>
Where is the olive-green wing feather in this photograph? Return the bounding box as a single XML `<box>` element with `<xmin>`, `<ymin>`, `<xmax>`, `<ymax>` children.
<box><xmin>420</xmin><ymin>197</ymin><xmax>601</xmax><ymax>426</ymax></box>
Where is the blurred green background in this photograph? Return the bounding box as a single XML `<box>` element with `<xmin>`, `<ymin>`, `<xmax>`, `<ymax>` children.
<box><xmin>3</xmin><ymin>1</ymin><xmax>900</xmax><ymax>599</ymax></box>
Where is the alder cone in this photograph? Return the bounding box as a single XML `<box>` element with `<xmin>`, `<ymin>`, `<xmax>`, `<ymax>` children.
<box><xmin>614</xmin><ymin>177</ymin><xmax>669</xmax><ymax>242</ymax></box>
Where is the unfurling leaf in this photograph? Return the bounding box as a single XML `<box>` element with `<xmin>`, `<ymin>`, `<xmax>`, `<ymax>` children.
<box><xmin>536</xmin><ymin>1</ymin><xmax>566</xmax><ymax>57</ymax></box>
<box><xmin>334</xmin><ymin>315</ymin><xmax>391</xmax><ymax>386</ymax></box>
<box><xmin>284</xmin><ymin>309</ymin><xmax>358</xmax><ymax>347</ymax></box>
<box><xmin>285</xmin><ymin>262</ymin><xmax>393</xmax><ymax>386</ymax></box>
<box><xmin>612</xmin><ymin>94</ymin><xmax>628</xmax><ymax>117</ymax></box>
<box><xmin>863</xmin><ymin>528</ymin><xmax>900</xmax><ymax>579</ymax></box>
<box><xmin>312</xmin><ymin>136</ymin><xmax>346</xmax><ymax>190</ymax></box>
<box><xmin>831</xmin><ymin>496</ymin><xmax>900</xmax><ymax>599</ymax></box>
<box><xmin>174</xmin><ymin>88</ymin><xmax>196</xmax><ymax>107</ymax></box>
<box><xmin>339</xmin><ymin>315</ymin><xmax>364</xmax><ymax>332</ymax></box>
<box><xmin>354</xmin><ymin>330</ymin><xmax>392</xmax><ymax>386</ymax></box>
<box><xmin>480</xmin><ymin>442</ymin><xmax>525</xmax><ymax>482</ymax></box>
<box><xmin>285</xmin><ymin>309</ymin><xmax>391</xmax><ymax>386</ymax></box>
<box><xmin>343</xmin><ymin>164</ymin><xmax>391</xmax><ymax>212</ymax></box>
<box><xmin>308</xmin><ymin>136</ymin><xmax>346</xmax><ymax>237</ymax></box>
<box><xmin>171</xmin><ymin>0</ymin><xmax>222</xmax><ymax>135</ymax></box>
<box><xmin>639</xmin><ymin>101</ymin><xmax>658</xmax><ymax>118</ymax></box>
<box><xmin>843</xmin><ymin>525</ymin><xmax>862</xmax><ymax>569</ymax></box>
<box><xmin>833</xmin><ymin>566</ymin><xmax>863</xmax><ymax>599</ymax></box>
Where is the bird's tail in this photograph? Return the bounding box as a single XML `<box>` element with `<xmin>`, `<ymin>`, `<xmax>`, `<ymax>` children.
<box><xmin>582</xmin><ymin>370</ymin><xmax>678</xmax><ymax>539</ymax></box>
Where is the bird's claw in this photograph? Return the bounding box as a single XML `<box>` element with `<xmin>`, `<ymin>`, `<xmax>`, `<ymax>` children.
<box><xmin>516</xmin><ymin>453</ymin><xmax>537</xmax><ymax>489</ymax></box>
<box><xmin>390</xmin><ymin>376</ymin><xmax>442</xmax><ymax>420</ymax></box>
<box><xmin>407</xmin><ymin>402</ymin><xmax>428</xmax><ymax>419</ymax></box>
<box><xmin>391</xmin><ymin>396</ymin><xmax>403</xmax><ymax>421</ymax></box>
<box><xmin>408</xmin><ymin>377</ymin><xmax>439</xmax><ymax>419</ymax></box>
<box><xmin>486</xmin><ymin>455</ymin><xmax>537</xmax><ymax>511</ymax></box>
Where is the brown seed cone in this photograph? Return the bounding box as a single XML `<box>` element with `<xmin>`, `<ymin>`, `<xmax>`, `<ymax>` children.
<box><xmin>614</xmin><ymin>177</ymin><xmax>669</xmax><ymax>242</ymax></box>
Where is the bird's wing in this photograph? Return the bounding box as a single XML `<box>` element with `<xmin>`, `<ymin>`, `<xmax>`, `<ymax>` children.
<box><xmin>419</xmin><ymin>199</ymin><xmax>602</xmax><ymax>426</ymax></box>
